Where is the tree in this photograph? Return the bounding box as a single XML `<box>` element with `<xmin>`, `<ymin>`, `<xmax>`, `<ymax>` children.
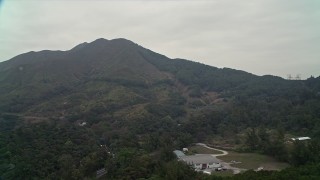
<box><xmin>245</xmin><ymin>128</ymin><xmax>259</xmax><ymax>151</ymax></box>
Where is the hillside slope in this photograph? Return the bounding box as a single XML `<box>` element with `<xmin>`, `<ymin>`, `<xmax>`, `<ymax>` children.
<box><xmin>1</xmin><ymin>38</ymin><xmax>320</xmax><ymax>179</ymax></box>
<box><xmin>0</xmin><ymin>38</ymin><xmax>256</xmax><ymax>115</ymax></box>
<box><xmin>1</xmin><ymin>38</ymin><xmax>319</xmax><ymax>132</ymax></box>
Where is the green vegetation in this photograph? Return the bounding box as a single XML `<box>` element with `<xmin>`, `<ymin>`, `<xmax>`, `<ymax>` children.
<box><xmin>218</xmin><ymin>151</ymin><xmax>289</xmax><ymax>170</ymax></box>
<box><xmin>209</xmin><ymin>164</ymin><xmax>320</xmax><ymax>180</ymax></box>
<box><xmin>1</xmin><ymin>39</ymin><xmax>320</xmax><ymax>179</ymax></box>
<box><xmin>188</xmin><ymin>145</ymin><xmax>223</xmax><ymax>155</ymax></box>
<box><xmin>212</xmin><ymin>170</ymin><xmax>234</xmax><ymax>177</ymax></box>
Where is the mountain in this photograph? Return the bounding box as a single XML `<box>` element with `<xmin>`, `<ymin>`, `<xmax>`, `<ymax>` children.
<box><xmin>0</xmin><ymin>38</ymin><xmax>254</xmax><ymax>113</ymax></box>
<box><xmin>1</xmin><ymin>37</ymin><xmax>320</xmax><ymax>136</ymax></box>
<box><xmin>1</xmin><ymin>38</ymin><xmax>320</xmax><ymax>179</ymax></box>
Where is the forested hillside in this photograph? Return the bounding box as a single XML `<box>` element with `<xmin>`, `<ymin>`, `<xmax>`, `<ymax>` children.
<box><xmin>1</xmin><ymin>38</ymin><xmax>320</xmax><ymax>179</ymax></box>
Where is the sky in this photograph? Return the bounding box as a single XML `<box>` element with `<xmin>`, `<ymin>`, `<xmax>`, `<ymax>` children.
<box><xmin>0</xmin><ymin>0</ymin><xmax>319</xmax><ymax>79</ymax></box>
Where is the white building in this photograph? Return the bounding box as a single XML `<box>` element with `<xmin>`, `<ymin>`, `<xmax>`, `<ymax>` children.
<box><xmin>173</xmin><ymin>150</ymin><xmax>186</xmax><ymax>158</ymax></box>
<box><xmin>291</xmin><ymin>137</ymin><xmax>311</xmax><ymax>141</ymax></box>
<box><xmin>180</xmin><ymin>154</ymin><xmax>221</xmax><ymax>170</ymax></box>
<box><xmin>79</xmin><ymin>122</ymin><xmax>87</xmax><ymax>126</ymax></box>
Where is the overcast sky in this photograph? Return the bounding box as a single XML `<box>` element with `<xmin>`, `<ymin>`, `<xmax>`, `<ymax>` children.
<box><xmin>0</xmin><ymin>0</ymin><xmax>319</xmax><ymax>78</ymax></box>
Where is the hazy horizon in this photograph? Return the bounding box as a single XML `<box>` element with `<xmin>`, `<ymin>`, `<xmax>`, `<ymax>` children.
<box><xmin>0</xmin><ymin>0</ymin><xmax>319</xmax><ymax>79</ymax></box>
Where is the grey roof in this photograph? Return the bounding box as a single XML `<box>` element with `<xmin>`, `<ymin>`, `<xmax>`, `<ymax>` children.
<box><xmin>173</xmin><ymin>150</ymin><xmax>186</xmax><ymax>158</ymax></box>
<box><xmin>292</xmin><ymin>137</ymin><xmax>311</xmax><ymax>141</ymax></box>
<box><xmin>180</xmin><ymin>154</ymin><xmax>220</xmax><ymax>164</ymax></box>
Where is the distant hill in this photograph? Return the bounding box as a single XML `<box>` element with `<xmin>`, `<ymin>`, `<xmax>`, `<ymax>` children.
<box><xmin>1</xmin><ymin>37</ymin><xmax>320</xmax><ymax>127</ymax></box>
<box><xmin>0</xmin><ymin>38</ymin><xmax>264</xmax><ymax>112</ymax></box>
<box><xmin>1</xmin><ymin>38</ymin><xmax>320</xmax><ymax>179</ymax></box>
<box><xmin>0</xmin><ymin>38</ymin><xmax>319</xmax><ymax>125</ymax></box>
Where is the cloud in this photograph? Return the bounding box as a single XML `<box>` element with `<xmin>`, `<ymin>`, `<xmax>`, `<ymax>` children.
<box><xmin>0</xmin><ymin>0</ymin><xmax>319</xmax><ymax>78</ymax></box>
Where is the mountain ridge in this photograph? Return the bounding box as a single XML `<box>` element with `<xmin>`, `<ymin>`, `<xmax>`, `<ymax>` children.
<box><xmin>0</xmin><ymin>38</ymin><xmax>257</xmax><ymax>79</ymax></box>
<box><xmin>0</xmin><ymin>38</ymin><xmax>319</xmax><ymax>117</ymax></box>
<box><xmin>1</xmin><ymin>38</ymin><xmax>320</xmax><ymax>179</ymax></box>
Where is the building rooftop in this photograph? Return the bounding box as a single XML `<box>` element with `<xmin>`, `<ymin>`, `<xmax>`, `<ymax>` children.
<box><xmin>173</xmin><ymin>150</ymin><xmax>186</xmax><ymax>158</ymax></box>
<box><xmin>180</xmin><ymin>154</ymin><xmax>221</xmax><ymax>164</ymax></box>
<box><xmin>291</xmin><ymin>137</ymin><xmax>311</xmax><ymax>141</ymax></box>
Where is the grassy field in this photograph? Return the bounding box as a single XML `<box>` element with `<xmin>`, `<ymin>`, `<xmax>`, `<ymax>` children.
<box><xmin>187</xmin><ymin>145</ymin><xmax>223</xmax><ymax>155</ymax></box>
<box><xmin>211</xmin><ymin>170</ymin><xmax>234</xmax><ymax>177</ymax></box>
<box><xmin>217</xmin><ymin>151</ymin><xmax>289</xmax><ymax>170</ymax></box>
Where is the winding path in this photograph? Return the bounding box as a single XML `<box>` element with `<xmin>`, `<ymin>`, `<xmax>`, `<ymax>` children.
<box><xmin>195</xmin><ymin>143</ymin><xmax>228</xmax><ymax>156</ymax></box>
<box><xmin>195</xmin><ymin>143</ymin><xmax>246</xmax><ymax>174</ymax></box>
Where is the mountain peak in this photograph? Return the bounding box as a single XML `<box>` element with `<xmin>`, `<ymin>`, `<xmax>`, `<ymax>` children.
<box><xmin>92</xmin><ymin>38</ymin><xmax>109</xmax><ymax>44</ymax></box>
<box><xmin>90</xmin><ymin>38</ymin><xmax>134</xmax><ymax>44</ymax></box>
<box><xmin>90</xmin><ymin>38</ymin><xmax>136</xmax><ymax>46</ymax></box>
<box><xmin>110</xmin><ymin>38</ymin><xmax>134</xmax><ymax>43</ymax></box>
<box><xmin>70</xmin><ymin>42</ymin><xmax>89</xmax><ymax>51</ymax></box>
<box><xmin>70</xmin><ymin>38</ymin><xmax>136</xmax><ymax>52</ymax></box>
<box><xmin>71</xmin><ymin>38</ymin><xmax>133</xmax><ymax>51</ymax></box>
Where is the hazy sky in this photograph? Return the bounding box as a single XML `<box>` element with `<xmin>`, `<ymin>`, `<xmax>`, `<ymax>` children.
<box><xmin>0</xmin><ymin>0</ymin><xmax>319</xmax><ymax>78</ymax></box>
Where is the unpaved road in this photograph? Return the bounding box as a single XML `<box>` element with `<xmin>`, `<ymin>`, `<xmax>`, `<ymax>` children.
<box><xmin>195</xmin><ymin>143</ymin><xmax>245</xmax><ymax>174</ymax></box>
<box><xmin>195</xmin><ymin>143</ymin><xmax>228</xmax><ymax>156</ymax></box>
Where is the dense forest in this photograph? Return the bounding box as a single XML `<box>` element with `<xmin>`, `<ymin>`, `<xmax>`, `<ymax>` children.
<box><xmin>1</xmin><ymin>38</ymin><xmax>320</xmax><ymax>179</ymax></box>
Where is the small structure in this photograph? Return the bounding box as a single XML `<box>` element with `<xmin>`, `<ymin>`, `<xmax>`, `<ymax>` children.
<box><xmin>173</xmin><ymin>150</ymin><xmax>186</xmax><ymax>158</ymax></box>
<box><xmin>79</xmin><ymin>121</ymin><xmax>87</xmax><ymax>126</ymax></box>
<box><xmin>256</xmin><ymin>167</ymin><xmax>264</xmax><ymax>171</ymax></box>
<box><xmin>291</xmin><ymin>137</ymin><xmax>311</xmax><ymax>141</ymax></box>
<box><xmin>202</xmin><ymin>170</ymin><xmax>212</xmax><ymax>174</ymax></box>
<box><xmin>180</xmin><ymin>154</ymin><xmax>221</xmax><ymax>170</ymax></box>
<box><xmin>96</xmin><ymin>168</ymin><xmax>107</xmax><ymax>178</ymax></box>
<box><xmin>183</xmin><ymin>148</ymin><xmax>189</xmax><ymax>152</ymax></box>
